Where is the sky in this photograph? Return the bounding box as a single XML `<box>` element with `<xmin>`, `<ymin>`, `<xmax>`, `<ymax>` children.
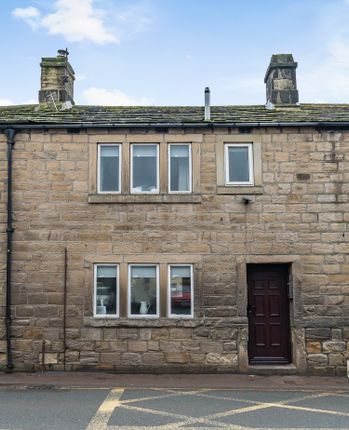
<box><xmin>1</xmin><ymin>0</ymin><xmax>349</xmax><ymax>106</ymax></box>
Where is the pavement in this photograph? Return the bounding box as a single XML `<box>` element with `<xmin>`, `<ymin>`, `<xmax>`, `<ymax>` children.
<box><xmin>0</xmin><ymin>371</ymin><xmax>348</xmax><ymax>390</ymax></box>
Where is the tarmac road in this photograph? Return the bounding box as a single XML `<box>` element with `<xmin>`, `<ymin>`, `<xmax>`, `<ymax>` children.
<box><xmin>0</xmin><ymin>385</ymin><xmax>349</xmax><ymax>430</ymax></box>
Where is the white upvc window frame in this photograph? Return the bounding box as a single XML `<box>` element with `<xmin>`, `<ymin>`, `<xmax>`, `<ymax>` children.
<box><xmin>130</xmin><ymin>144</ymin><xmax>159</xmax><ymax>194</ymax></box>
<box><xmin>167</xmin><ymin>264</ymin><xmax>194</xmax><ymax>319</ymax></box>
<box><xmin>93</xmin><ymin>264</ymin><xmax>120</xmax><ymax>318</ymax></box>
<box><xmin>97</xmin><ymin>144</ymin><xmax>122</xmax><ymax>194</ymax></box>
<box><xmin>168</xmin><ymin>143</ymin><xmax>192</xmax><ymax>194</ymax></box>
<box><xmin>224</xmin><ymin>143</ymin><xmax>254</xmax><ymax>186</ymax></box>
<box><xmin>128</xmin><ymin>264</ymin><xmax>160</xmax><ymax>318</ymax></box>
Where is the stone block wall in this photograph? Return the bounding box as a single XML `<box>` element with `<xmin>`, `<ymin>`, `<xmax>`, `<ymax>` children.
<box><xmin>0</xmin><ymin>127</ymin><xmax>348</xmax><ymax>374</ymax></box>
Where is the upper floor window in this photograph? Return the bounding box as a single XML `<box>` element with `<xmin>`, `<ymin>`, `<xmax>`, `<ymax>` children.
<box><xmin>168</xmin><ymin>144</ymin><xmax>192</xmax><ymax>193</ymax></box>
<box><xmin>224</xmin><ymin>143</ymin><xmax>254</xmax><ymax>186</ymax></box>
<box><xmin>131</xmin><ymin>144</ymin><xmax>159</xmax><ymax>194</ymax></box>
<box><xmin>94</xmin><ymin>264</ymin><xmax>119</xmax><ymax>318</ymax></box>
<box><xmin>98</xmin><ymin>144</ymin><xmax>121</xmax><ymax>193</ymax></box>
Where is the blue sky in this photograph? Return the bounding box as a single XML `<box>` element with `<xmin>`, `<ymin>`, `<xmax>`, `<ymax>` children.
<box><xmin>1</xmin><ymin>0</ymin><xmax>349</xmax><ymax>106</ymax></box>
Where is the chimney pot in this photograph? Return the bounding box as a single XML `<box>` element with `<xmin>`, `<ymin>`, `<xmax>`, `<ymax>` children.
<box><xmin>39</xmin><ymin>53</ymin><xmax>75</xmax><ymax>104</ymax></box>
<box><xmin>264</xmin><ymin>54</ymin><xmax>298</xmax><ymax>105</ymax></box>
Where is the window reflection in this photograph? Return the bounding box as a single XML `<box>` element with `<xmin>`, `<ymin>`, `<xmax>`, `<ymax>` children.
<box><xmin>130</xmin><ymin>265</ymin><xmax>158</xmax><ymax>316</ymax></box>
<box><xmin>95</xmin><ymin>265</ymin><xmax>118</xmax><ymax>316</ymax></box>
<box><xmin>132</xmin><ymin>145</ymin><xmax>158</xmax><ymax>193</ymax></box>
<box><xmin>169</xmin><ymin>266</ymin><xmax>192</xmax><ymax>316</ymax></box>
<box><xmin>228</xmin><ymin>146</ymin><xmax>249</xmax><ymax>182</ymax></box>
<box><xmin>99</xmin><ymin>145</ymin><xmax>120</xmax><ymax>192</ymax></box>
<box><xmin>170</xmin><ymin>145</ymin><xmax>191</xmax><ymax>192</ymax></box>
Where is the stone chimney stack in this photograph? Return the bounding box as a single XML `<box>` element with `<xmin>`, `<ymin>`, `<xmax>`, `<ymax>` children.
<box><xmin>264</xmin><ymin>54</ymin><xmax>298</xmax><ymax>105</ymax></box>
<box><xmin>39</xmin><ymin>52</ymin><xmax>75</xmax><ymax>104</ymax></box>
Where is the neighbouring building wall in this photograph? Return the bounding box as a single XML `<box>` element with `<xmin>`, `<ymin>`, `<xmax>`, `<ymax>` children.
<box><xmin>0</xmin><ymin>127</ymin><xmax>348</xmax><ymax>375</ymax></box>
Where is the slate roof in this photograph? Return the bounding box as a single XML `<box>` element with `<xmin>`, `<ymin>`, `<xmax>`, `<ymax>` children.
<box><xmin>1</xmin><ymin>103</ymin><xmax>349</xmax><ymax>127</ymax></box>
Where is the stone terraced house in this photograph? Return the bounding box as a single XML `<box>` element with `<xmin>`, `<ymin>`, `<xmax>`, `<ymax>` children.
<box><xmin>0</xmin><ymin>53</ymin><xmax>348</xmax><ymax>375</ymax></box>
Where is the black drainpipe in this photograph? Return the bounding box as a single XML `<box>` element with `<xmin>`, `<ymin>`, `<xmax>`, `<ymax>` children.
<box><xmin>5</xmin><ymin>128</ymin><xmax>15</xmax><ymax>371</ymax></box>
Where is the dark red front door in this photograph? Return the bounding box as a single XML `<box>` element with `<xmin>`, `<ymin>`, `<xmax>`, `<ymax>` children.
<box><xmin>248</xmin><ymin>264</ymin><xmax>291</xmax><ymax>364</ymax></box>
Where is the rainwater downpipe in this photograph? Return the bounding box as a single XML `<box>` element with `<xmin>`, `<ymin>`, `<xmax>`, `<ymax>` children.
<box><xmin>5</xmin><ymin>128</ymin><xmax>15</xmax><ymax>371</ymax></box>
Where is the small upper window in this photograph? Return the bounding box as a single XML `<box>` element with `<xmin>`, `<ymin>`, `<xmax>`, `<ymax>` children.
<box><xmin>131</xmin><ymin>144</ymin><xmax>159</xmax><ymax>193</ymax></box>
<box><xmin>169</xmin><ymin>144</ymin><xmax>192</xmax><ymax>193</ymax></box>
<box><xmin>98</xmin><ymin>144</ymin><xmax>121</xmax><ymax>193</ymax></box>
<box><xmin>94</xmin><ymin>264</ymin><xmax>119</xmax><ymax>318</ymax></box>
<box><xmin>225</xmin><ymin>143</ymin><xmax>254</xmax><ymax>186</ymax></box>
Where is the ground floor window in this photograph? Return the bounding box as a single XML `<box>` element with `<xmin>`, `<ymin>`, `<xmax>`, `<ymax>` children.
<box><xmin>94</xmin><ymin>264</ymin><xmax>119</xmax><ymax>317</ymax></box>
<box><xmin>168</xmin><ymin>265</ymin><xmax>193</xmax><ymax>317</ymax></box>
<box><xmin>93</xmin><ymin>262</ymin><xmax>194</xmax><ymax>319</ymax></box>
<box><xmin>128</xmin><ymin>265</ymin><xmax>159</xmax><ymax>318</ymax></box>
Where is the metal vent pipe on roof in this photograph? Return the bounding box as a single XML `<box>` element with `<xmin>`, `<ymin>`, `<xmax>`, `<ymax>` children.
<box><xmin>204</xmin><ymin>87</ymin><xmax>211</xmax><ymax>121</ymax></box>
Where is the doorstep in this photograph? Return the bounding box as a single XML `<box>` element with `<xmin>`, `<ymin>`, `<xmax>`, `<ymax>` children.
<box><xmin>247</xmin><ymin>364</ymin><xmax>298</xmax><ymax>375</ymax></box>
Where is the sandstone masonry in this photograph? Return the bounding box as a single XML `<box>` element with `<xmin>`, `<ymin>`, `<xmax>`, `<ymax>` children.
<box><xmin>0</xmin><ymin>53</ymin><xmax>348</xmax><ymax>375</ymax></box>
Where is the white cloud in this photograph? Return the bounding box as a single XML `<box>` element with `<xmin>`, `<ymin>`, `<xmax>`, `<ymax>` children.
<box><xmin>299</xmin><ymin>2</ymin><xmax>349</xmax><ymax>103</ymax></box>
<box><xmin>12</xmin><ymin>6</ymin><xmax>40</xmax><ymax>19</ymax></box>
<box><xmin>12</xmin><ymin>1</ymin><xmax>153</xmax><ymax>45</ymax></box>
<box><xmin>41</xmin><ymin>0</ymin><xmax>118</xmax><ymax>44</ymax></box>
<box><xmin>117</xmin><ymin>4</ymin><xmax>152</xmax><ymax>36</ymax></box>
<box><xmin>0</xmin><ymin>99</ymin><xmax>15</xmax><ymax>106</ymax></box>
<box><xmin>83</xmin><ymin>87</ymin><xmax>152</xmax><ymax>106</ymax></box>
<box><xmin>13</xmin><ymin>0</ymin><xmax>118</xmax><ymax>44</ymax></box>
<box><xmin>12</xmin><ymin>6</ymin><xmax>41</xmax><ymax>29</ymax></box>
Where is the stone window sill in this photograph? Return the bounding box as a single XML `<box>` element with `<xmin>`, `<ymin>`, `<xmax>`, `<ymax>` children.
<box><xmin>88</xmin><ymin>194</ymin><xmax>202</xmax><ymax>204</ymax></box>
<box><xmin>84</xmin><ymin>317</ymin><xmax>203</xmax><ymax>328</ymax></box>
<box><xmin>83</xmin><ymin>316</ymin><xmax>248</xmax><ymax>328</ymax></box>
<box><xmin>217</xmin><ymin>186</ymin><xmax>263</xmax><ymax>195</ymax></box>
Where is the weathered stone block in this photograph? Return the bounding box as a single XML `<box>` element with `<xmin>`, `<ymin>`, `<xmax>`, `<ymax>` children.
<box><xmin>151</xmin><ymin>329</ymin><xmax>169</xmax><ymax>340</ymax></box>
<box><xmin>307</xmin><ymin>354</ymin><xmax>328</xmax><ymax>366</ymax></box>
<box><xmin>139</xmin><ymin>329</ymin><xmax>151</xmax><ymax>341</ymax></box>
<box><xmin>201</xmin><ymin>341</ymin><xmax>223</xmax><ymax>353</ymax></box>
<box><xmin>122</xmin><ymin>353</ymin><xmax>142</xmax><ymax>365</ymax></box>
<box><xmin>205</xmin><ymin>353</ymin><xmax>238</xmax><ymax>365</ymax></box>
<box><xmin>159</xmin><ymin>341</ymin><xmax>181</xmax><ymax>353</ymax></box>
<box><xmin>305</xmin><ymin>328</ymin><xmax>331</xmax><ymax>340</ymax></box>
<box><xmin>143</xmin><ymin>353</ymin><xmax>165</xmax><ymax>365</ymax></box>
<box><xmin>323</xmin><ymin>341</ymin><xmax>346</xmax><ymax>353</ymax></box>
<box><xmin>100</xmin><ymin>353</ymin><xmax>121</xmax><ymax>364</ymax></box>
<box><xmin>306</xmin><ymin>342</ymin><xmax>321</xmax><ymax>353</ymax></box>
<box><xmin>128</xmin><ymin>341</ymin><xmax>148</xmax><ymax>353</ymax></box>
<box><xmin>165</xmin><ymin>353</ymin><xmax>189</xmax><ymax>364</ymax></box>
<box><xmin>169</xmin><ymin>328</ymin><xmax>192</xmax><ymax>340</ymax></box>
<box><xmin>328</xmin><ymin>353</ymin><xmax>345</xmax><ymax>366</ymax></box>
<box><xmin>118</xmin><ymin>329</ymin><xmax>138</xmax><ymax>340</ymax></box>
<box><xmin>79</xmin><ymin>351</ymin><xmax>99</xmax><ymax>365</ymax></box>
<box><xmin>39</xmin><ymin>353</ymin><xmax>58</xmax><ymax>365</ymax></box>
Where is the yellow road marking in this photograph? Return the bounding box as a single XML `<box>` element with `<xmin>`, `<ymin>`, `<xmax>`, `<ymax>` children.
<box><xmin>86</xmin><ymin>388</ymin><xmax>124</xmax><ymax>430</ymax></box>
<box><xmin>87</xmin><ymin>387</ymin><xmax>349</xmax><ymax>430</ymax></box>
<box><xmin>274</xmin><ymin>403</ymin><xmax>349</xmax><ymax>417</ymax></box>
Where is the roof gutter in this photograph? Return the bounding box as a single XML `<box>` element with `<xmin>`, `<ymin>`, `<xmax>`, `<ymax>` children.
<box><xmin>1</xmin><ymin>121</ymin><xmax>349</xmax><ymax>130</ymax></box>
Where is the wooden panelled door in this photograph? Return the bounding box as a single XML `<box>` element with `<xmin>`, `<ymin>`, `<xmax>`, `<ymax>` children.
<box><xmin>247</xmin><ymin>264</ymin><xmax>291</xmax><ymax>364</ymax></box>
